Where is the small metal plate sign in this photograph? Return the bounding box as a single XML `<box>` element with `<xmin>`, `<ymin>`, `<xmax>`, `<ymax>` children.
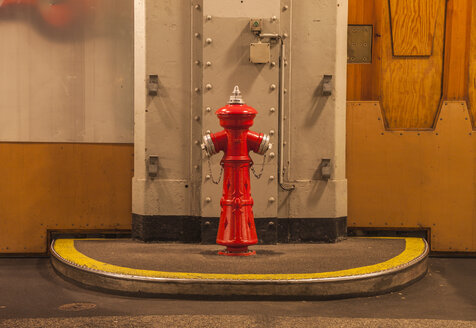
<box><xmin>348</xmin><ymin>25</ymin><xmax>373</xmax><ymax>63</ymax></box>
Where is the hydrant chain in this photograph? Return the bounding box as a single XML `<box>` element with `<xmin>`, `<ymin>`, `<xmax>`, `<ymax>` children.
<box><xmin>206</xmin><ymin>156</ymin><xmax>223</xmax><ymax>184</ymax></box>
<box><xmin>251</xmin><ymin>154</ymin><xmax>267</xmax><ymax>179</ymax></box>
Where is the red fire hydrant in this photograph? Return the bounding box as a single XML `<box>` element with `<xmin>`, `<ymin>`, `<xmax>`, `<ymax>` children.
<box><xmin>202</xmin><ymin>86</ymin><xmax>271</xmax><ymax>256</ymax></box>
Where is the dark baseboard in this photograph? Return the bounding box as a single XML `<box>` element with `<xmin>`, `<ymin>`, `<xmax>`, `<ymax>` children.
<box><xmin>132</xmin><ymin>214</ymin><xmax>347</xmax><ymax>244</ymax></box>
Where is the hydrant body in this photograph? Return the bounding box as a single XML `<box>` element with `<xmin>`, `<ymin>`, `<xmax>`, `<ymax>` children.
<box><xmin>202</xmin><ymin>86</ymin><xmax>270</xmax><ymax>256</ymax></box>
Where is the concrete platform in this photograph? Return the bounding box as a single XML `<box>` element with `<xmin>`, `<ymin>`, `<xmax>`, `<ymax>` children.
<box><xmin>50</xmin><ymin>237</ymin><xmax>429</xmax><ymax>299</ymax></box>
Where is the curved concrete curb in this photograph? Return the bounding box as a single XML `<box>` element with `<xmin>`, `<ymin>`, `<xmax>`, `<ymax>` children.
<box><xmin>50</xmin><ymin>237</ymin><xmax>428</xmax><ymax>298</ymax></box>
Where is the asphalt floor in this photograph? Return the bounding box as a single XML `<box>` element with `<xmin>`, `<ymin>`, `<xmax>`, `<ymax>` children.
<box><xmin>0</xmin><ymin>257</ymin><xmax>475</xmax><ymax>327</ymax></box>
<box><xmin>73</xmin><ymin>238</ymin><xmax>405</xmax><ymax>274</ymax></box>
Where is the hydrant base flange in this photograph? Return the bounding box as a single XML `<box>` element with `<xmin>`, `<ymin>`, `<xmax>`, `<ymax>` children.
<box><xmin>218</xmin><ymin>246</ymin><xmax>256</xmax><ymax>257</ymax></box>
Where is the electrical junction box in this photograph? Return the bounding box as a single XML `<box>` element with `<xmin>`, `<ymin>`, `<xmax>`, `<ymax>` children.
<box><xmin>250</xmin><ymin>42</ymin><xmax>270</xmax><ymax>64</ymax></box>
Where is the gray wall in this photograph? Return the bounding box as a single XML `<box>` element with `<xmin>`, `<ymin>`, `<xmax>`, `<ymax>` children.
<box><xmin>0</xmin><ymin>0</ymin><xmax>134</xmax><ymax>143</ymax></box>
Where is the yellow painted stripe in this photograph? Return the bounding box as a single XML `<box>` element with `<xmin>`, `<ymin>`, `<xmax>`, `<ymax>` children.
<box><xmin>53</xmin><ymin>237</ymin><xmax>426</xmax><ymax>281</ymax></box>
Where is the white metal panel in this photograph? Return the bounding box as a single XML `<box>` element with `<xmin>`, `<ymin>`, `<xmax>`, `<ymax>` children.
<box><xmin>0</xmin><ymin>0</ymin><xmax>134</xmax><ymax>143</ymax></box>
<box><xmin>204</xmin><ymin>0</ymin><xmax>280</xmax><ymax>18</ymax></box>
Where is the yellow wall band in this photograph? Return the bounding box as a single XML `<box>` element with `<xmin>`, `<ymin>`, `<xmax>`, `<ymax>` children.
<box><xmin>53</xmin><ymin>238</ymin><xmax>426</xmax><ymax>281</ymax></box>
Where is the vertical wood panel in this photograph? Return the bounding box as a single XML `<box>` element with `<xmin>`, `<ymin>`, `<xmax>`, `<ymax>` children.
<box><xmin>381</xmin><ymin>0</ymin><xmax>445</xmax><ymax>129</ymax></box>
<box><xmin>347</xmin><ymin>0</ymin><xmax>381</xmax><ymax>101</ymax></box>
<box><xmin>469</xmin><ymin>0</ymin><xmax>476</xmax><ymax>125</ymax></box>
<box><xmin>443</xmin><ymin>0</ymin><xmax>472</xmax><ymax>102</ymax></box>
<box><xmin>389</xmin><ymin>0</ymin><xmax>440</xmax><ymax>56</ymax></box>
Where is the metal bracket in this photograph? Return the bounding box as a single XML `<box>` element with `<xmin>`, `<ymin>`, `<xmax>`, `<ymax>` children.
<box><xmin>322</xmin><ymin>75</ymin><xmax>333</xmax><ymax>96</ymax></box>
<box><xmin>148</xmin><ymin>156</ymin><xmax>159</xmax><ymax>178</ymax></box>
<box><xmin>320</xmin><ymin>159</ymin><xmax>331</xmax><ymax>180</ymax></box>
<box><xmin>148</xmin><ymin>75</ymin><xmax>159</xmax><ymax>96</ymax></box>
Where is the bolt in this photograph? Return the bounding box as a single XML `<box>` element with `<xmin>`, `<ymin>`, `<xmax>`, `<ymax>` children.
<box><xmin>269</xmin><ymin>130</ymin><xmax>275</xmax><ymax>136</ymax></box>
<box><xmin>284</xmin><ymin>60</ymin><xmax>288</xmax><ymax>66</ymax></box>
<box><xmin>268</xmin><ymin>197</ymin><xmax>276</xmax><ymax>203</ymax></box>
<box><xmin>206</xmin><ymin>61</ymin><xmax>212</xmax><ymax>66</ymax></box>
<box><xmin>270</xmin><ymin>84</ymin><xmax>277</xmax><ymax>90</ymax></box>
<box><xmin>269</xmin><ymin>152</ymin><xmax>275</xmax><ymax>159</ymax></box>
<box><xmin>206</xmin><ymin>107</ymin><xmax>211</xmax><ymax>112</ymax></box>
<box><xmin>194</xmin><ymin>165</ymin><xmax>199</xmax><ymax>170</ymax></box>
<box><xmin>194</xmin><ymin>32</ymin><xmax>200</xmax><ymax>38</ymax></box>
<box><xmin>194</xmin><ymin>140</ymin><xmax>199</xmax><ymax>145</ymax></box>
<box><xmin>269</xmin><ymin>175</ymin><xmax>275</xmax><ymax>180</ymax></box>
<box><xmin>206</xmin><ymin>38</ymin><xmax>213</xmax><ymax>44</ymax></box>
<box><xmin>194</xmin><ymin>4</ymin><xmax>200</xmax><ymax>9</ymax></box>
<box><xmin>205</xmin><ymin>221</ymin><xmax>211</xmax><ymax>226</ymax></box>
<box><xmin>268</xmin><ymin>221</ymin><xmax>275</xmax><ymax>226</ymax></box>
<box><xmin>194</xmin><ymin>115</ymin><xmax>200</xmax><ymax>121</ymax></box>
<box><xmin>206</xmin><ymin>83</ymin><xmax>212</xmax><ymax>90</ymax></box>
<box><xmin>271</xmin><ymin>61</ymin><xmax>276</xmax><ymax>67</ymax></box>
<box><xmin>205</xmin><ymin>197</ymin><xmax>212</xmax><ymax>202</ymax></box>
<box><xmin>270</xmin><ymin>107</ymin><xmax>276</xmax><ymax>113</ymax></box>
<box><xmin>194</xmin><ymin>60</ymin><xmax>200</xmax><ymax>65</ymax></box>
<box><xmin>195</xmin><ymin>87</ymin><xmax>200</xmax><ymax>92</ymax></box>
<box><xmin>284</xmin><ymin>88</ymin><xmax>288</xmax><ymax>94</ymax></box>
<box><xmin>283</xmin><ymin>5</ymin><xmax>289</xmax><ymax>10</ymax></box>
<box><xmin>272</xmin><ymin>16</ymin><xmax>277</xmax><ymax>21</ymax></box>
<box><xmin>206</xmin><ymin>130</ymin><xmax>211</xmax><ymax>134</ymax></box>
<box><xmin>283</xmin><ymin>33</ymin><xmax>288</xmax><ymax>39</ymax></box>
<box><xmin>206</xmin><ymin>15</ymin><xmax>212</xmax><ymax>20</ymax></box>
<box><xmin>205</xmin><ymin>174</ymin><xmax>211</xmax><ymax>179</ymax></box>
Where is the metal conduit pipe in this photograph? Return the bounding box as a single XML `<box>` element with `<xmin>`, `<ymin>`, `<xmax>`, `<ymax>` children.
<box><xmin>278</xmin><ymin>38</ymin><xmax>295</xmax><ymax>191</ymax></box>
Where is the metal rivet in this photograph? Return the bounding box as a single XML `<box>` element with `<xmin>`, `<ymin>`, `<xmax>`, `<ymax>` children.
<box><xmin>194</xmin><ymin>60</ymin><xmax>200</xmax><ymax>65</ymax></box>
<box><xmin>271</xmin><ymin>62</ymin><xmax>276</xmax><ymax>67</ymax></box>
<box><xmin>205</xmin><ymin>174</ymin><xmax>211</xmax><ymax>179</ymax></box>
<box><xmin>194</xmin><ymin>115</ymin><xmax>200</xmax><ymax>121</ymax></box>
<box><xmin>206</xmin><ymin>107</ymin><xmax>211</xmax><ymax>112</ymax></box>
<box><xmin>206</xmin><ymin>130</ymin><xmax>211</xmax><ymax>134</ymax></box>
<box><xmin>283</xmin><ymin>33</ymin><xmax>288</xmax><ymax>39</ymax></box>
<box><xmin>206</xmin><ymin>38</ymin><xmax>213</xmax><ymax>44</ymax></box>
<box><xmin>283</xmin><ymin>5</ymin><xmax>289</xmax><ymax>10</ymax></box>
<box><xmin>194</xmin><ymin>140</ymin><xmax>199</xmax><ymax>145</ymax></box>
<box><xmin>269</xmin><ymin>175</ymin><xmax>275</xmax><ymax>180</ymax></box>
<box><xmin>194</xmin><ymin>4</ymin><xmax>200</xmax><ymax>9</ymax></box>
<box><xmin>268</xmin><ymin>221</ymin><xmax>275</xmax><ymax>226</ymax></box>
<box><xmin>194</xmin><ymin>165</ymin><xmax>199</xmax><ymax>169</ymax></box>
<box><xmin>206</xmin><ymin>15</ymin><xmax>212</xmax><ymax>20</ymax></box>
<box><xmin>195</xmin><ymin>88</ymin><xmax>200</xmax><ymax>92</ymax></box>
<box><xmin>194</xmin><ymin>32</ymin><xmax>200</xmax><ymax>38</ymax></box>
<box><xmin>271</xmin><ymin>16</ymin><xmax>277</xmax><ymax>21</ymax></box>
<box><xmin>269</xmin><ymin>152</ymin><xmax>275</xmax><ymax>159</ymax></box>
<box><xmin>206</xmin><ymin>83</ymin><xmax>212</xmax><ymax>90</ymax></box>
<box><xmin>268</xmin><ymin>197</ymin><xmax>276</xmax><ymax>203</ymax></box>
<box><xmin>284</xmin><ymin>88</ymin><xmax>288</xmax><ymax>94</ymax></box>
<box><xmin>205</xmin><ymin>197</ymin><xmax>212</xmax><ymax>202</ymax></box>
<box><xmin>206</xmin><ymin>61</ymin><xmax>212</xmax><ymax>66</ymax></box>
<box><xmin>205</xmin><ymin>221</ymin><xmax>211</xmax><ymax>226</ymax></box>
<box><xmin>270</xmin><ymin>84</ymin><xmax>276</xmax><ymax>90</ymax></box>
<box><xmin>284</xmin><ymin>60</ymin><xmax>288</xmax><ymax>66</ymax></box>
<box><xmin>270</xmin><ymin>107</ymin><xmax>276</xmax><ymax>113</ymax></box>
<box><xmin>269</xmin><ymin>130</ymin><xmax>275</xmax><ymax>136</ymax></box>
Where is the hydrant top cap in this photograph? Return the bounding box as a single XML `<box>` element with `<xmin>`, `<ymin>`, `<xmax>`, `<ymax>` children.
<box><xmin>216</xmin><ymin>85</ymin><xmax>258</xmax><ymax>116</ymax></box>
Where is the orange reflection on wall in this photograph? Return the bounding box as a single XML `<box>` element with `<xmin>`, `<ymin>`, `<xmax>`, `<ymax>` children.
<box><xmin>0</xmin><ymin>0</ymin><xmax>93</xmax><ymax>27</ymax></box>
